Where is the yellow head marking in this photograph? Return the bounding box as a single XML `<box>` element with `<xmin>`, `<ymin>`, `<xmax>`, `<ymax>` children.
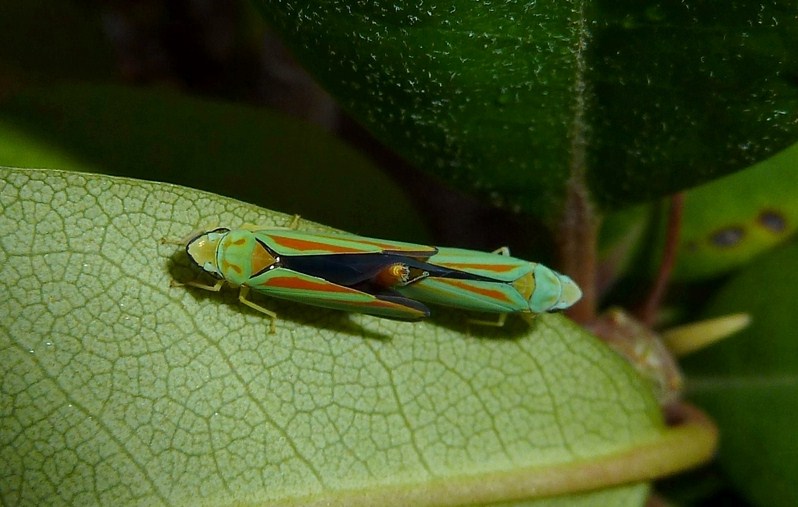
<box><xmin>186</xmin><ymin>228</ymin><xmax>229</xmax><ymax>277</ymax></box>
<box><xmin>222</xmin><ymin>259</ymin><xmax>243</xmax><ymax>275</ymax></box>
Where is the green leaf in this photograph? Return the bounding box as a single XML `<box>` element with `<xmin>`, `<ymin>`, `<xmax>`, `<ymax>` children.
<box><xmin>587</xmin><ymin>1</ymin><xmax>798</xmax><ymax>209</ymax></box>
<box><xmin>253</xmin><ymin>1</ymin><xmax>798</xmax><ymax>221</ymax></box>
<box><xmin>0</xmin><ymin>83</ymin><xmax>428</xmax><ymax>242</ymax></box>
<box><xmin>673</xmin><ymin>142</ymin><xmax>798</xmax><ymax>279</ymax></box>
<box><xmin>601</xmin><ymin>142</ymin><xmax>798</xmax><ymax>282</ymax></box>
<box><xmin>1</xmin><ymin>167</ymin><xmax>707</xmax><ymax>505</ymax></box>
<box><xmin>683</xmin><ymin>241</ymin><xmax>798</xmax><ymax>507</ymax></box>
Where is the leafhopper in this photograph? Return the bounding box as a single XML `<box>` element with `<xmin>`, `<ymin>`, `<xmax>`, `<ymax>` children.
<box><xmin>176</xmin><ymin>226</ymin><xmax>581</xmax><ymax>331</ymax></box>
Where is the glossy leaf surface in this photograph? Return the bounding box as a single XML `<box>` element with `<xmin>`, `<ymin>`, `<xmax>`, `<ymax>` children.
<box><xmin>254</xmin><ymin>0</ymin><xmax>798</xmax><ymax>220</ymax></box>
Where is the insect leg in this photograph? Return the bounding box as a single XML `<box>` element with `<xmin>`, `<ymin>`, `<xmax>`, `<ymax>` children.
<box><xmin>373</xmin><ymin>263</ymin><xmax>429</xmax><ymax>288</ymax></box>
<box><xmin>286</xmin><ymin>214</ymin><xmax>301</xmax><ymax>229</ymax></box>
<box><xmin>403</xmin><ymin>270</ymin><xmax>430</xmax><ymax>285</ymax></box>
<box><xmin>171</xmin><ymin>279</ymin><xmax>225</xmax><ymax>291</ymax></box>
<box><xmin>468</xmin><ymin>312</ymin><xmax>537</xmax><ymax>328</ymax></box>
<box><xmin>491</xmin><ymin>246</ymin><xmax>511</xmax><ymax>256</ymax></box>
<box><xmin>236</xmin><ymin>286</ymin><xmax>278</xmax><ymax>334</ymax></box>
<box><xmin>466</xmin><ymin>313</ymin><xmax>509</xmax><ymax>328</ymax></box>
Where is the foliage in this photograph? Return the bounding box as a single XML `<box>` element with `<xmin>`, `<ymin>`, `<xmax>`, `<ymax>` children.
<box><xmin>0</xmin><ymin>1</ymin><xmax>796</xmax><ymax>505</ymax></box>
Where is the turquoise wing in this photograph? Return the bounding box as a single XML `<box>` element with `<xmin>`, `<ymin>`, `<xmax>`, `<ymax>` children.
<box><xmin>247</xmin><ymin>266</ymin><xmax>430</xmax><ymax>320</ymax></box>
<box><xmin>396</xmin><ymin>276</ymin><xmax>530</xmax><ymax>313</ymax></box>
<box><xmin>422</xmin><ymin>247</ymin><xmax>533</xmax><ymax>282</ymax></box>
<box><xmin>253</xmin><ymin>229</ymin><xmax>437</xmax><ymax>257</ymax></box>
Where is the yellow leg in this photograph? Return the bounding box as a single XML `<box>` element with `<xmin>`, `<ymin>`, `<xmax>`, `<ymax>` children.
<box><xmin>286</xmin><ymin>214</ymin><xmax>301</xmax><ymax>229</ymax></box>
<box><xmin>404</xmin><ymin>270</ymin><xmax>430</xmax><ymax>285</ymax></box>
<box><xmin>491</xmin><ymin>246</ymin><xmax>511</xmax><ymax>256</ymax></box>
<box><xmin>172</xmin><ymin>280</ymin><xmax>277</xmax><ymax>333</ymax></box>
<box><xmin>237</xmin><ymin>286</ymin><xmax>278</xmax><ymax>334</ymax></box>
<box><xmin>171</xmin><ymin>279</ymin><xmax>225</xmax><ymax>291</ymax></box>
<box><xmin>466</xmin><ymin>311</ymin><xmax>537</xmax><ymax>329</ymax></box>
<box><xmin>467</xmin><ymin>313</ymin><xmax>509</xmax><ymax>328</ymax></box>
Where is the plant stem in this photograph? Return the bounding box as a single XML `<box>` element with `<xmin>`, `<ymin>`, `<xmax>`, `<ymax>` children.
<box><xmin>557</xmin><ymin>2</ymin><xmax>597</xmax><ymax>325</ymax></box>
<box><xmin>638</xmin><ymin>193</ymin><xmax>685</xmax><ymax>327</ymax></box>
<box><xmin>557</xmin><ymin>180</ymin><xmax>599</xmax><ymax>324</ymax></box>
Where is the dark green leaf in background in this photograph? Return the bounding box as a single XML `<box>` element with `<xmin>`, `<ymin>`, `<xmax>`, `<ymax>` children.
<box><xmin>589</xmin><ymin>1</ymin><xmax>798</xmax><ymax>209</ymax></box>
<box><xmin>0</xmin><ymin>83</ymin><xmax>429</xmax><ymax>241</ymax></box>
<box><xmin>254</xmin><ymin>0</ymin><xmax>798</xmax><ymax>222</ymax></box>
<box><xmin>683</xmin><ymin>241</ymin><xmax>798</xmax><ymax>507</ymax></box>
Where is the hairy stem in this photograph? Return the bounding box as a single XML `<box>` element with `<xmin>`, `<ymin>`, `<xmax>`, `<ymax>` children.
<box><xmin>557</xmin><ymin>1</ymin><xmax>597</xmax><ymax>325</ymax></box>
<box><xmin>557</xmin><ymin>182</ymin><xmax>599</xmax><ymax>324</ymax></box>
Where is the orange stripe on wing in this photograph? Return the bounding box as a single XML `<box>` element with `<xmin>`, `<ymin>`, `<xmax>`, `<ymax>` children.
<box><xmin>364</xmin><ymin>298</ymin><xmax>418</xmax><ymax>311</ymax></box>
<box><xmin>435</xmin><ymin>262</ymin><xmax>519</xmax><ymax>273</ymax></box>
<box><xmin>262</xmin><ymin>276</ymin><xmax>425</xmax><ymax>316</ymax></box>
<box><xmin>345</xmin><ymin>238</ymin><xmax>436</xmax><ymax>254</ymax></box>
<box><xmin>264</xmin><ymin>276</ymin><xmax>357</xmax><ymax>293</ymax></box>
<box><xmin>438</xmin><ymin>279</ymin><xmax>514</xmax><ymax>303</ymax></box>
<box><xmin>269</xmin><ymin>235</ymin><xmax>368</xmax><ymax>253</ymax></box>
<box><xmin>289</xmin><ymin>232</ymin><xmax>436</xmax><ymax>255</ymax></box>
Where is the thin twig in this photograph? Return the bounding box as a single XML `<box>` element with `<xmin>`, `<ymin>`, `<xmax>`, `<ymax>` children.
<box><xmin>638</xmin><ymin>193</ymin><xmax>685</xmax><ymax>327</ymax></box>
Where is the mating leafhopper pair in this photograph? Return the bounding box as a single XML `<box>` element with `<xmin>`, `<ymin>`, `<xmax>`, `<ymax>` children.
<box><xmin>175</xmin><ymin>222</ymin><xmax>581</xmax><ymax>332</ymax></box>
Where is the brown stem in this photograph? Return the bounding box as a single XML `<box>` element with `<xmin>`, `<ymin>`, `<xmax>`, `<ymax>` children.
<box><xmin>556</xmin><ymin>4</ymin><xmax>597</xmax><ymax>325</ymax></box>
<box><xmin>638</xmin><ymin>193</ymin><xmax>685</xmax><ymax>327</ymax></box>
<box><xmin>557</xmin><ymin>182</ymin><xmax>599</xmax><ymax>324</ymax></box>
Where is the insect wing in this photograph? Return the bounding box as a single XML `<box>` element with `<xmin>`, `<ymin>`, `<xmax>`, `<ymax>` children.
<box><xmin>397</xmin><ymin>277</ymin><xmax>529</xmax><ymax>313</ymax></box>
<box><xmin>395</xmin><ymin>247</ymin><xmax>538</xmax><ymax>314</ymax></box>
<box><xmin>282</xmin><ymin>253</ymin><xmax>431</xmax><ymax>287</ymax></box>
<box><xmin>307</xmin><ymin>231</ymin><xmax>439</xmax><ymax>256</ymax></box>
<box><xmin>423</xmin><ymin>247</ymin><xmax>532</xmax><ymax>282</ymax></box>
<box><xmin>249</xmin><ymin>266</ymin><xmax>430</xmax><ymax>320</ymax></box>
<box><xmin>254</xmin><ymin>230</ymin><xmax>437</xmax><ymax>257</ymax></box>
